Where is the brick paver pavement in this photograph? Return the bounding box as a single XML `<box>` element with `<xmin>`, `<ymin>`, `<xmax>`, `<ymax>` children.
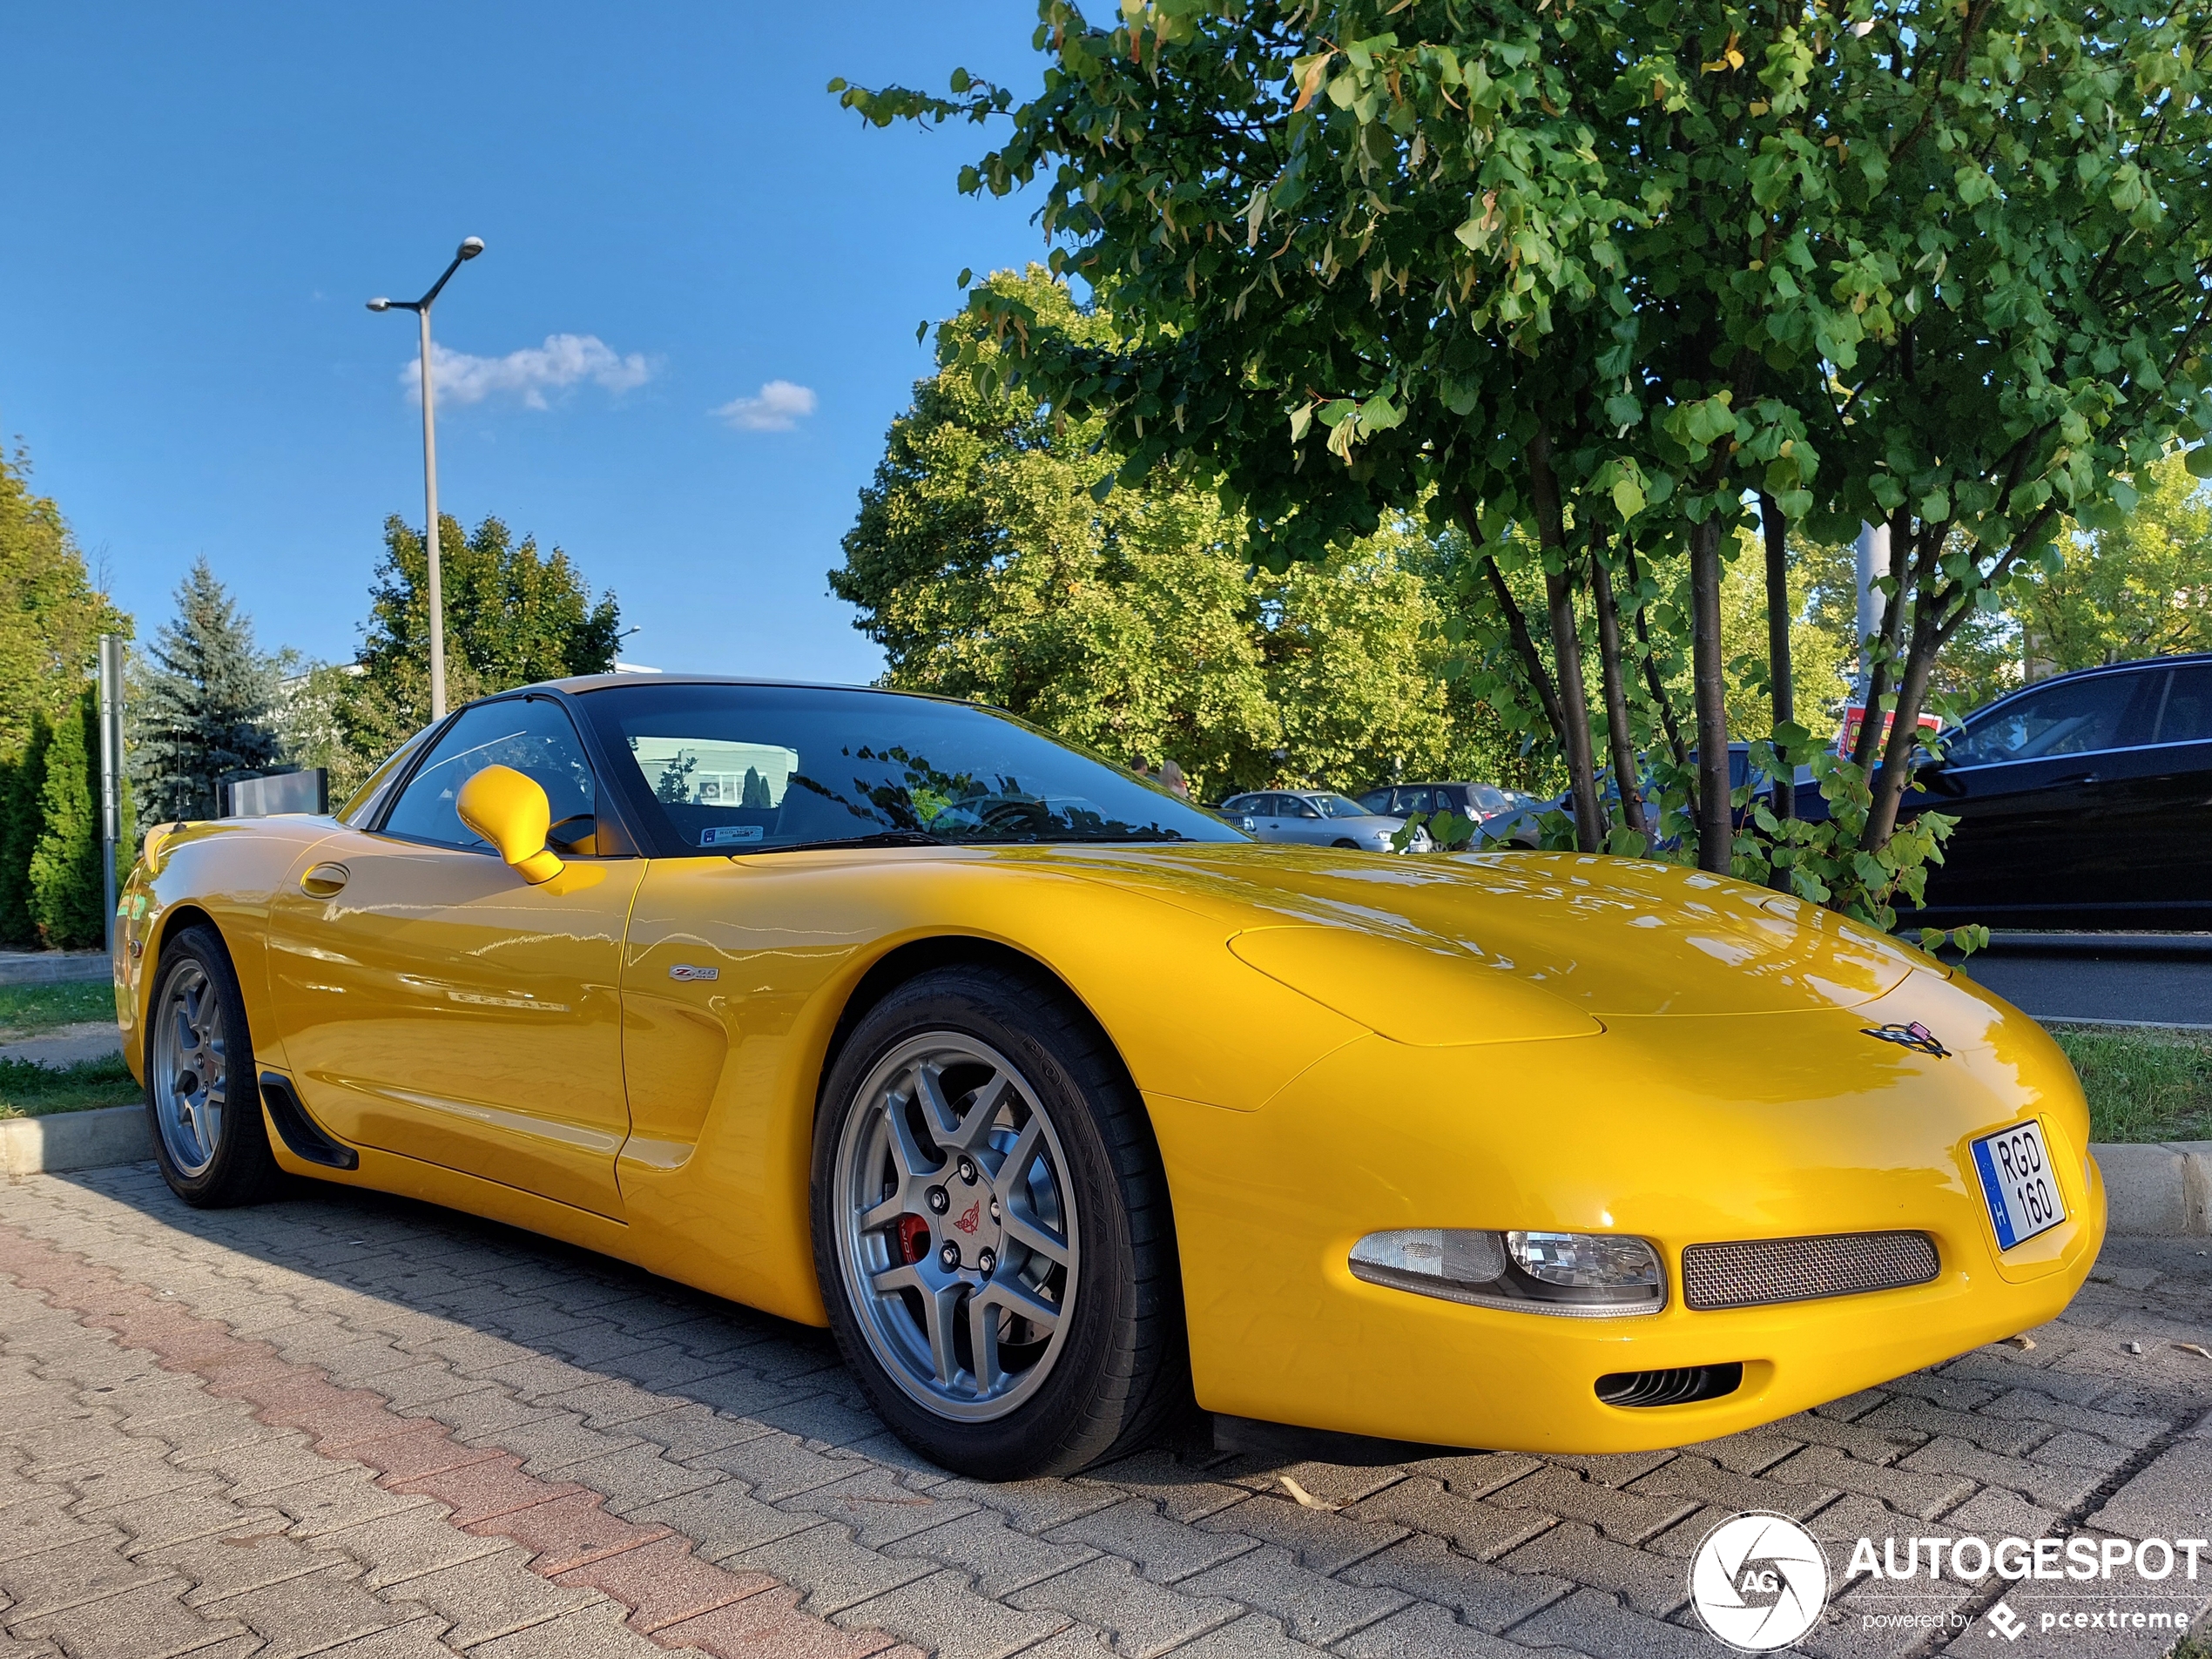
<box><xmin>2</xmin><ymin>1163</ymin><xmax>2207</xmax><ymax>1659</ymax></box>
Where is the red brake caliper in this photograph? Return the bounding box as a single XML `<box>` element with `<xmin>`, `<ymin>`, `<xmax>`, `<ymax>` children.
<box><xmin>896</xmin><ymin>1215</ymin><xmax>932</xmax><ymax>1264</ymax></box>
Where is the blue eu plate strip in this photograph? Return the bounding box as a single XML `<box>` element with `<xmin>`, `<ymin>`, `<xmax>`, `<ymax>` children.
<box><xmin>1973</xmin><ymin>1137</ymin><xmax>2019</xmax><ymax>1251</ymax></box>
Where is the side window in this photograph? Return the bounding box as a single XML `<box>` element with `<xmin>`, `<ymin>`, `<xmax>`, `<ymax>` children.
<box><xmin>1293</xmin><ymin>798</ymin><xmax>1324</xmax><ymax>819</ymax></box>
<box><xmin>337</xmin><ymin>728</ymin><xmax>432</xmax><ymax>827</ymax></box>
<box><xmin>2156</xmin><ymin>664</ymin><xmax>2212</xmax><ymax>744</ymax></box>
<box><xmin>381</xmin><ymin>698</ymin><xmax>598</xmax><ymax>852</ymax></box>
<box><xmin>1945</xmin><ymin>673</ymin><xmax>2157</xmax><ymax>768</ymax></box>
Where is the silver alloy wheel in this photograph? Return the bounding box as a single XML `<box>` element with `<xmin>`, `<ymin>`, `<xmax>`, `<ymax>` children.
<box><xmin>831</xmin><ymin>1033</ymin><xmax>1079</xmax><ymax>1421</ymax></box>
<box><xmin>152</xmin><ymin>960</ymin><xmax>226</xmax><ymax>1178</ymax></box>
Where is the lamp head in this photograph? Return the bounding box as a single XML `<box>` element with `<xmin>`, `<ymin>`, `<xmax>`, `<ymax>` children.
<box><xmin>457</xmin><ymin>237</ymin><xmax>485</xmax><ymax>260</ymax></box>
<box><xmin>366</xmin><ymin>297</ymin><xmax>392</xmax><ymax>311</ymax></box>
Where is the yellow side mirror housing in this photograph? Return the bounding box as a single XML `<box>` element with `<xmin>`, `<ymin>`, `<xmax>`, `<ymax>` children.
<box><xmin>455</xmin><ymin>765</ymin><xmax>564</xmax><ymax>885</ymax></box>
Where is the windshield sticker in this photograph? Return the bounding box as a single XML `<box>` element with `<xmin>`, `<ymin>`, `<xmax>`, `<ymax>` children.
<box><xmin>701</xmin><ymin>825</ymin><xmax>765</xmax><ymax>846</ymax></box>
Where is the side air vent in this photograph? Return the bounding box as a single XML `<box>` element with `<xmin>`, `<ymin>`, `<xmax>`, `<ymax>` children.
<box><xmin>1683</xmin><ymin>1231</ymin><xmax>1939</xmax><ymax>1312</ymax></box>
<box><xmin>1595</xmin><ymin>1363</ymin><xmax>1743</xmax><ymax>1408</ymax></box>
<box><xmin>260</xmin><ymin>1072</ymin><xmax>359</xmax><ymax>1170</ymax></box>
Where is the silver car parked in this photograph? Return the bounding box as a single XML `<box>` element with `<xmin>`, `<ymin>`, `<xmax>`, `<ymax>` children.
<box><xmin>1219</xmin><ymin>790</ymin><xmax>1427</xmax><ymax>852</ymax></box>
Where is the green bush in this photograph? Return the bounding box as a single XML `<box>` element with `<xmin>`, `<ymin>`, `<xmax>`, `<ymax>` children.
<box><xmin>28</xmin><ymin>688</ymin><xmax>105</xmax><ymax>949</ymax></box>
<box><xmin>0</xmin><ymin>710</ymin><xmax>51</xmax><ymax>946</ymax></box>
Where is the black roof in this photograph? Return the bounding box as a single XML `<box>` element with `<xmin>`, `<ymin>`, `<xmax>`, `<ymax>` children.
<box><xmin>1963</xmin><ymin>651</ymin><xmax>2212</xmax><ymax>720</ymax></box>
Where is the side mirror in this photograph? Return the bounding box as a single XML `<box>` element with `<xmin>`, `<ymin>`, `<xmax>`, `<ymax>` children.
<box><xmin>1241</xmin><ymin>816</ymin><xmax>1258</xmax><ymax>832</ymax></box>
<box><xmin>1915</xmin><ymin>763</ymin><xmax>1965</xmax><ymax>798</ymax></box>
<box><xmin>455</xmin><ymin>765</ymin><xmax>564</xmax><ymax>884</ymax></box>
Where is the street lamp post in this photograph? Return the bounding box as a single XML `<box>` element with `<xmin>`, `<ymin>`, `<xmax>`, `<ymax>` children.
<box><xmin>369</xmin><ymin>236</ymin><xmax>484</xmax><ymax>723</ymax></box>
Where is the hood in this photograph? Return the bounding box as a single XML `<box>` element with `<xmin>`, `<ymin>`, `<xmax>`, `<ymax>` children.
<box><xmin>1024</xmin><ymin>844</ymin><xmax>1937</xmax><ymax>1020</ymax></box>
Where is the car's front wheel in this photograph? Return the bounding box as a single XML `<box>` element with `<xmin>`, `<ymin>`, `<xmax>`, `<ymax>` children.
<box><xmin>811</xmin><ymin>963</ymin><xmax>1185</xmax><ymax>1479</ymax></box>
<box><xmin>145</xmin><ymin>923</ymin><xmax>282</xmax><ymax>1208</ymax></box>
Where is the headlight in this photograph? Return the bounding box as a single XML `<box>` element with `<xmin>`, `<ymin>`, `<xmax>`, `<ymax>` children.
<box><xmin>1349</xmin><ymin>1228</ymin><xmax>1665</xmax><ymax>1318</ymax></box>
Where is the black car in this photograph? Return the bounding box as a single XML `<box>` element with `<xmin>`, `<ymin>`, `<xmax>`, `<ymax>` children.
<box><xmin>1901</xmin><ymin>653</ymin><xmax>2212</xmax><ymax>929</ymax></box>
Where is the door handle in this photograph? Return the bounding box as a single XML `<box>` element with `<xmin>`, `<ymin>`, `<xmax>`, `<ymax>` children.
<box><xmin>300</xmin><ymin>862</ymin><xmax>350</xmax><ymax>898</ymax></box>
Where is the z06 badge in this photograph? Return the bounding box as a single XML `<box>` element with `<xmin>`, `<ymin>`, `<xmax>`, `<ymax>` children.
<box><xmin>1860</xmin><ymin>1021</ymin><xmax>1949</xmax><ymax>1059</ymax></box>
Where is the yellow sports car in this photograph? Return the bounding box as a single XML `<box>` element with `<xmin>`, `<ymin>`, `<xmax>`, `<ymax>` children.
<box><xmin>115</xmin><ymin>676</ymin><xmax>2102</xmax><ymax>1479</ymax></box>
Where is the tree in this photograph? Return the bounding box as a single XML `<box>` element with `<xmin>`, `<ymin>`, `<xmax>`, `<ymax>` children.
<box><xmin>1718</xmin><ymin>529</ymin><xmax>1852</xmax><ymax>742</ymax></box>
<box><xmin>842</xmin><ymin>0</ymin><xmax>2212</xmax><ymax>901</ymax></box>
<box><xmin>0</xmin><ymin>442</ymin><xmax>129</xmax><ymax>763</ymax></box>
<box><xmin>1781</xmin><ymin>8</ymin><xmax>2212</xmax><ymax>853</ymax></box>
<box><xmin>2020</xmin><ymin>455</ymin><xmax>2212</xmax><ymax>677</ymax></box>
<box><xmin>0</xmin><ymin>442</ymin><xmax>131</xmax><ymax>948</ymax></box>
<box><xmin>129</xmin><ymin>558</ymin><xmax>283</xmax><ymax>823</ymax></box>
<box><xmin>834</xmin><ymin>273</ymin><xmax>1464</xmax><ymax>798</ymax></box>
<box><xmin>342</xmin><ymin>514</ymin><xmax>623</xmax><ymax>779</ymax></box>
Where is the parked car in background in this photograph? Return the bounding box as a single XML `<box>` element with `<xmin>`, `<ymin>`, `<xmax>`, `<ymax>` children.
<box><xmin>1477</xmin><ymin>745</ymin><xmax>1766</xmax><ymax>849</ymax></box>
<box><xmin>1899</xmin><ymin>653</ymin><xmax>2212</xmax><ymax>929</ymax></box>
<box><xmin>1219</xmin><ymin>791</ymin><xmax>1426</xmax><ymax>851</ymax></box>
<box><xmin>1357</xmin><ymin>781</ymin><xmax>1514</xmax><ymax>823</ymax></box>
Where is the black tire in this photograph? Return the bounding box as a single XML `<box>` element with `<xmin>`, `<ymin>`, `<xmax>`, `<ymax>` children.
<box><xmin>811</xmin><ymin>962</ymin><xmax>1188</xmax><ymax>1480</ymax></box>
<box><xmin>1331</xmin><ymin>838</ymin><xmax>1360</xmax><ymax>849</ymax></box>
<box><xmin>145</xmin><ymin>923</ymin><xmax>282</xmax><ymax>1208</ymax></box>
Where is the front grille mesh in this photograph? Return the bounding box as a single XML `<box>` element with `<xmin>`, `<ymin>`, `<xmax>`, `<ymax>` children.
<box><xmin>1682</xmin><ymin>1231</ymin><xmax>1939</xmax><ymax>1311</ymax></box>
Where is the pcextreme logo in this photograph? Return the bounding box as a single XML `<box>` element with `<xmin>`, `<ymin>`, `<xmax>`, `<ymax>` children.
<box><xmin>1689</xmin><ymin>1513</ymin><xmax>1831</xmax><ymax>1651</ymax></box>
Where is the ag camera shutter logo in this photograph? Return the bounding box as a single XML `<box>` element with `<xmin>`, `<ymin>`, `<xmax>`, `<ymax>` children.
<box><xmin>1690</xmin><ymin>1513</ymin><xmax>1831</xmax><ymax>1651</ymax></box>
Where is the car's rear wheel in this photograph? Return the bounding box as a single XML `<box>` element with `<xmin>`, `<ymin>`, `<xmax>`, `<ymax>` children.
<box><xmin>146</xmin><ymin>924</ymin><xmax>281</xmax><ymax>1208</ymax></box>
<box><xmin>812</xmin><ymin>963</ymin><xmax>1185</xmax><ymax>1479</ymax></box>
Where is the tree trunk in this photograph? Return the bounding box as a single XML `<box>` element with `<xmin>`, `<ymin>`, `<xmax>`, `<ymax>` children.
<box><xmin>1688</xmin><ymin>515</ymin><xmax>1731</xmax><ymax>873</ymax></box>
<box><xmin>1848</xmin><ymin>507</ymin><xmax>1913</xmax><ymax>774</ymax></box>
<box><xmin>1622</xmin><ymin>540</ymin><xmax>1697</xmax><ymax>829</ymax></box>
<box><xmin>1527</xmin><ymin>426</ymin><xmax>1605</xmax><ymax>853</ymax></box>
<box><xmin>1758</xmin><ymin>491</ymin><xmax>1794</xmax><ymax>827</ymax></box>
<box><xmin>1588</xmin><ymin>547</ymin><xmax>1649</xmax><ymax>845</ymax></box>
<box><xmin>1863</xmin><ymin>526</ymin><xmax>1944</xmax><ymax>848</ymax></box>
<box><xmin>1453</xmin><ymin>492</ymin><xmax>1570</xmax><ymax>752</ymax></box>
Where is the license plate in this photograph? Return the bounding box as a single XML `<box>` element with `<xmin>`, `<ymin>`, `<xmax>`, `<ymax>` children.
<box><xmin>1972</xmin><ymin>1121</ymin><xmax>2067</xmax><ymax>1251</ymax></box>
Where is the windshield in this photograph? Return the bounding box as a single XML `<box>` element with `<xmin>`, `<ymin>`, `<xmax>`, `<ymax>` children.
<box><xmin>576</xmin><ymin>682</ymin><xmax>1244</xmax><ymax>853</ymax></box>
<box><xmin>1309</xmin><ymin>794</ymin><xmax>1372</xmax><ymax>819</ymax></box>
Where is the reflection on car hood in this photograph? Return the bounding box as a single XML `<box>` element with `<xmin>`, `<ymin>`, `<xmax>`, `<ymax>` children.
<box><xmin>1018</xmin><ymin>844</ymin><xmax>1929</xmax><ymax>1018</ymax></box>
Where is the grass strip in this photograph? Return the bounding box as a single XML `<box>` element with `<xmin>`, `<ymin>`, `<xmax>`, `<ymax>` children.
<box><xmin>0</xmin><ymin>1055</ymin><xmax>139</xmax><ymax>1120</ymax></box>
<box><xmin>2049</xmin><ymin>1026</ymin><xmax>2212</xmax><ymax>1145</ymax></box>
<box><xmin>0</xmin><ymin>980</ymin><xmax>116</xmax><ymax>1035</ymax></box>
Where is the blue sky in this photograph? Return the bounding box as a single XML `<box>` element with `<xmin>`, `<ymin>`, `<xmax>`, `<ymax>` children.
<box><xmin>1</xmin><ymin>3</ymin><xmax>1055</xmax><ymax>683</ymax></box>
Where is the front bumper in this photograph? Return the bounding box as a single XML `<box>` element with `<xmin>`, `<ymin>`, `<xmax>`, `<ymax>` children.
<box><xmin>1146</xmin><ymin>974</ymin><xmax>2103</xmax><ymax>1453</ymax></box>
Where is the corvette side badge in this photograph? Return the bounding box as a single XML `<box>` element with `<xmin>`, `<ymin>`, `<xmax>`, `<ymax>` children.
<box><xmin>1860</xmin><ymin>1021</ymin><xmax>1949</xmax><ymax>1058</ymax></box>
<box><xmin>669</xmin><ymin>964</ymin><xmax>719</xmax><ymax>982</ymax></box>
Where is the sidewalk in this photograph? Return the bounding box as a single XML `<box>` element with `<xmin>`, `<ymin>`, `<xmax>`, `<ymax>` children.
<box><xmin>3</xmin><ymin>1164</ymin><xmax>2209</xmax><ymax>1658</ymax></box>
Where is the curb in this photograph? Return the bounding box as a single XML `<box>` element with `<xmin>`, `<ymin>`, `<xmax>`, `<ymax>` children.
<box><xmin>2098</xmin><ymin>1141</ymin><xmax>2212</xmax><ymax>1238</ymax></box>
<box><xmin>4</xmin><ymin>1110</ymin><xmax>2208</xmax><ymax>1238</ymax></box>
<box><xmin>0</xmin><ymin>1104</ymin><xmax>152</xmax><ymax>1178</ymax></box>
<box><xmin>0</xmin><ymin>951</ymin><xmax>111</xmax><ymax>987</ymax></box>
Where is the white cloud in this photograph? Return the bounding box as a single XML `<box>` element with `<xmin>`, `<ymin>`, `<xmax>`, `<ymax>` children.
<box><xmin>711</xmin><ymin>380</ymin><xmax>817</xmax><ymax>432</ymax></box>
<box><xmin>402</xmin><ymin>334</ymin><xmax>654</xmax><ymax>409</ymax></box>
